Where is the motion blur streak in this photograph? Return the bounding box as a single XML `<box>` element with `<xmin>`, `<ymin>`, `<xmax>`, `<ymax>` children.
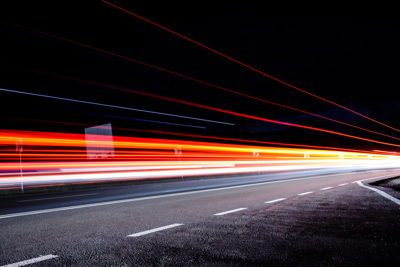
<box><xmin>0</xmin><ymin>88</ymin><xmax>233</xmax><ymax>126</ymax></box>
<box><xmin>37</xmin><ymin>73</ymin><xmax>400</xmax><ymax>149</ymax></box>
<box><xmin>101</xmin><ymin>0</ymin><xmax>400</xmax><ymax>133</ymax></box>
<box><xmin>134</xmin><ymin>129</ymin><xmax>375</xmax><ymax>154</ymax></box>
<box><xmin>15</xmin><ymin>25</ymin><xmax>400</xmax><ymax>142</ymax></box>
<box><xmin>1</xmin><ymin>129</ymin><xmax>399</xmax><ymax>189</ymax></box>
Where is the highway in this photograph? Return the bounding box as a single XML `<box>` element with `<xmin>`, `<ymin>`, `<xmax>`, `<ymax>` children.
<box><xmin>1</xmin><ymin>168</ymin><xmax>400</xmax><ymax>266</ymax></box>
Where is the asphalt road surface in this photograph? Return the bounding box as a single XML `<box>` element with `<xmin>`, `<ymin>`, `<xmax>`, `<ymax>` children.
<box><xmin>1</xmin><ymin>168</ymin><xmax>400</xmax><ymax>266</ymax></box>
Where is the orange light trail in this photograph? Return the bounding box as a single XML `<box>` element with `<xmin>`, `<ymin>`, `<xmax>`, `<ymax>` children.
<box><xmin>1</xmin><ymin>129</ymin><xmax>399</xmax><ymax>190</ymax></box>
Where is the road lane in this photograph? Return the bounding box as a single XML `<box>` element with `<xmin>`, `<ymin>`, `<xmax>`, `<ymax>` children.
<box><xmin>1</xmin><ymin>168</ymin><xmax>397</xmax><ymax>215</ymax></box>
<box><xmin>0</xmin><ymin>168</ymin><xmax>399</xmax><ymax>265</ymax></box>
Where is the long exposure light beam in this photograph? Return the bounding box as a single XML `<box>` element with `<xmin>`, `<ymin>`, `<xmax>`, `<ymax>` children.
<box><xmin>132</xmin><ymin>129</ymin><xmax>371</xmax><ymax>154</ymax></box>
<box><xmin>0</xmin><ymin>88</ymin><xmax>233</xmax><ymax>126</ymax></box>
<box><xmin>1</xmin><ymin>129</ymin><xmax>400</xmax><ymax>190</ymax></box>
<box><xmin>15</xmin><ymin>25</ymin><xmax>400</xmax><ymax>141</ymax></box>
<box><xmin>101</xmin><ymin>0</ymin><xmax>400</xmax><ymax>133</ymax></box>
<box><xmin>39</xmin><ymin>74</ymin><xmax>400</xmax><ymax>149</ymax></box>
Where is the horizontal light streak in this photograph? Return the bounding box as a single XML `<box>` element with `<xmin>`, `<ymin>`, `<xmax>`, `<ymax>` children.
<box><xmin>1</xmin><ymin>160</ymin><xmax>400</xmax><ymax>186</ymax></box>
<box><xmin>0</xmin><ymin>159</ymin><xmax>394</xmax><ymax>173</ymax></box>
<box><xmin>0</xmin><ymin>129</ymin><xmax>399</xmax><ymax>189</ymax></box>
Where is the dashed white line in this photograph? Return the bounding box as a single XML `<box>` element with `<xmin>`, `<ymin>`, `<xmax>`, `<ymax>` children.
<box><xmin>0</xmin><ymin>173</ymin><xmax>359</xmax><ymax>220</ymax></box>
<box><xmin>357</xmin><ymin>181</ymin><xmax>400</xmax><ymax>205</ymax></box>
<box><xmin>0</xmin><ymin>173</ymin><xmax>397</xmax><ymax>220</ymax></box>
<box><xmin>320</xmin><ymin>187</ymin><xmax>333</xmax><ymax>191</ymax></box>
<box><xmin>265</xmin><ymin>198</ymin><xmax>286</xmax><ymax>204</ymax></box>
<box><xmin>1</xmin><ymin>254</ymin><xmax>59</xmax><ymax>267</ymax></box>
<box><xmin>297</xmin><ymin>191</ymin><xmax>313</xmax><ymax>196</ymax></box>
<box><xmin>338</xmin><ymin>183</ymin><xmax>348</xmax><ymax>186</ymax></box>
<box><xmin>127</xmin><ymin>223</ymin><xmax>183</xmax><ymax>237</ymax></box>
<box><xmin>214</xmin><ymin>207</ymin><xmax>247</xmax><ymax>216</ymax></box>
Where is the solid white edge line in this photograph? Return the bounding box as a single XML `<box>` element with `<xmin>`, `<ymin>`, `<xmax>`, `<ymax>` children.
<box><xmin>320</xmin><ymin>187</ymin><xmax>333</xmax><ymax>191</ymax></box>
<box><xmin>297</xmin><ymin>191</ymin><xmax>313</xmax><ymax>196</ymax></box>
<box><xmin>338</xmin><ymin>183</ymin><xmax>348</xmax><ymax>186</ymax></box>
<box><xmin>265</xmin><ymin>198</ymin><xmax>286</xmax><ymax>204</ymax></box>
<box><xmin>127</xmin><ymin>223</ymin><xmax>183</xmax><ymax>237</ymax></box>
<box><xmin>18</xmin><ymin>193</ymin><xmax>98</xmax><ymax>203</ymax></box>
<box><xmin>214</xmin><ymin>207</ymin><xmax>247</xmax><ymax>216</ymax></box>
<box><xmin>352</xmin><ymin>174</ymin><xmax>396</xmax><ymax>183</ymax></box>
<box><xmin>0</xmin><ymin>172</ymin><xmax>397</xmax><ymax>220</ymax></box>
<box><xmin>357</xmin><ymin>181</ymin><xmax>400</xmax><ymax>205</ymax></box>
<box><xmin>1</xmin><ymin>254</ymin><xmax>59</xmax><ymax>267</ymax></box>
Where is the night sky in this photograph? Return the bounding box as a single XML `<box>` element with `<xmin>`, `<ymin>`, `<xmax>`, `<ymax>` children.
<box><xmin>2</xmin><ymin>2</ymin><xmax>400</xmax><ymax>151</ymax></box>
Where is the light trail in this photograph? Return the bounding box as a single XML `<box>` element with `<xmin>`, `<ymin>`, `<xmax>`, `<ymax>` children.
<box><xmin>0</xmin><ymin>113</ymin><xmax>381</xmax><ymax>153</ymax></box>
<box><xmin>15</xmin><ymin>25</ymin><xmax>400</xmax><ymax>142</ymax></box>
<box><xmin>0</xmin><ymin>88</ymin><xmax>233</xmax><ymax>126</ymax></box>
<box><xmin>132</xmin><ymin>129</ymin><xmax>373</xmax><ymax>154</ymax></box>
<box><xmin>101</xmin><ymin>0</ymin><xmax>400</xmax><ymax>133</ymax></box>
<box><xmin>0</xmin><ymin>129</ymin><xmax>399</xmax><ymax>190</ymax></box>
<box><xmin>36</xmin><ymin>73</ymin><xmax>400</xmax><ymax>149</ymax></box>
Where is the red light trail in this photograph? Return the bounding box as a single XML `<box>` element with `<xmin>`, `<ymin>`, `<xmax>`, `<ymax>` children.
<box><xmin>100</xmin><ymin>0</ymin><xmax>400</xmax><ymax>134</ymax></box>
<box><xmin>33</xmin><ymin>72</ymin><xmax>400</xmax><ymax>149</ymax></box>
<box><xmin>16</xmin><ymin>25</ymin><xmax>400</xmax><ymax>142</ymax></box>
<box><xmin>0</xmin><ymin>115</ymin><xmax>375</xmax><ymax>154</ymax></box>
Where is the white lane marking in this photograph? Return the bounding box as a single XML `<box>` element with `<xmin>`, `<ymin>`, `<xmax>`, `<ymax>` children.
<box><xmin>320</xmin><ymin>187</ymin><xmax>333</xmax><ymax>191</ymax></box>
<box><xmin>0</xmin><ymin>173</ymin><xmax>397</xmax><ymax>220</ymax></box>
<box><xmin>265</xmin><ymin>198</ymin><xmax>286</xmax><ymax>204</ymax></box>
<box><xmin>18</xmin><ymin>193</ymin><xmax>98</xmax><ymax>203</ymax></box>
<box><xmin>338</xmin><ymin>183</ymin><xmax>348</xmax><ymax>186</ymax></box>
<box><xmin>127</xmin><ymin>223</ymin><xmax>183</xmax><ymax>237</ymax></box>
<box><xmin>214</xmin><ymin>207</ymin><xmax>247</xmax><ymax>216</ymax></box>
<box><xmin>357</xmin><ymin>181</ymin><xmax>400</xmax><ymax>205</ymax></box>
<box><xmin>1</xmin><ymin>254</ymin><xmax>58</xmax><ymax>267</ymax></box>
<box><xmin>297</xmin><ymin>191</ymin><xmax>313</xmax><ymax>196</ymax></box>
<box><xmin>352</xmin><ymin>174</ymin><xmax>396</xmax><ymax>183</ymax></box>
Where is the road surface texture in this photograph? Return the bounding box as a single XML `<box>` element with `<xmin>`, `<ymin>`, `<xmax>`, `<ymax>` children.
<box><xmin>0</xmin><ymin>168</ymin><xmax>400</xmax><ymax>266</ymax></box>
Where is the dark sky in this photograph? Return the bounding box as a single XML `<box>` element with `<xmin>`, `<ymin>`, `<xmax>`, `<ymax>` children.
<box><xmin>1</xmin><ymin>1</ymin><xmax>400</xmax><ymax>151</ymax></box>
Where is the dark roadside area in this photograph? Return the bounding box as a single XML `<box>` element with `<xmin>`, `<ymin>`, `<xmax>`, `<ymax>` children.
<box><xmin>371</xmin><ymin>176</ymin><xmax>400</xmax><ymax>200</ymax></box>
<box><xmin>372</xmin><ymin>176</ymin><xmax>400</xmax><ymax>191</ymax></box>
